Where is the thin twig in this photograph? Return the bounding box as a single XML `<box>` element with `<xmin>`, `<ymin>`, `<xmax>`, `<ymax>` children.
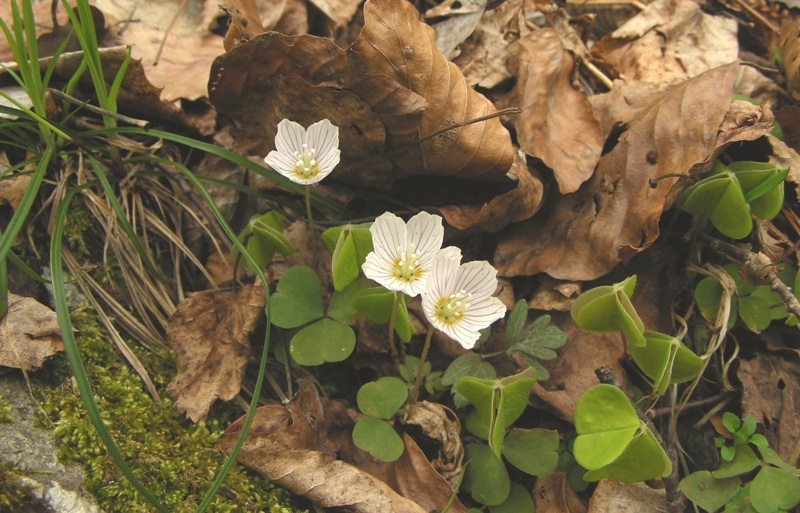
<box><xmin>154</xmin><ymin>0</ymin><xmax>190</xmax><ymax>65</ymax></box>
<box><xmin>694</xmin><ymin>230</ymin><xmax>800</xmax><ymax>321</ymax></box>
<box><xmin>412</xmin><ymin>108</ymin><xmax>523</xmax><ymax>147</ymax></box>
<box><xmin>48</xmin><ymin>89</ymin><xmax>150</xmax><ymax>128</ymax></box>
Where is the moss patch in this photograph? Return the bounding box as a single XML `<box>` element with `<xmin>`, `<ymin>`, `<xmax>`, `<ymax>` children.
<box><xmin>0</xmin><ymin>464</ymin><xmax>55</xmax><ymax>513</ymax></box>
<box><xmin>35</xmin><ymin>305</ymin><xmax>307</xmax><ymax>513</ymax></box>
<box><xmin>0</xmin><ymin>397</ymin><xmax>11</xmax><ymax>424</ymax></box>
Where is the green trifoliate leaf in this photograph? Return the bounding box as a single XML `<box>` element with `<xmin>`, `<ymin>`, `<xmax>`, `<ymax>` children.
<box><xmin>352</xmin><ymin>417</ymin><xmax>404</xmax><ymax>462</ymax></box>
<box><xmin>627</xmin><ymin>331</ymin><xmax>703</xmax><ymax>395</ymax></box>
<box><xmin>289</xmin><ymin>319</ymin><xmax>355</xmax><ymax>365</ymax></box>
<box><xmin>570</xmin><ymin>275</ymin><xmax>646</xmax><ymax>347</ymax></box>
<box><xmin>462</xmin><ymin>443</ymin><xmax>510</xmax><ymax>506</ymax></box>
<box><xmin>678</xmin><ymin>162</ymin><xmax>752</xmax><ymax>239</ymax></box>
<box><xmin>357</xmin><ymin>377</ymin><xmax>407</xmax><ymax>419</ymax></box>
<box><xmin>269</xmin><ymin>266</ymin><xmax>323</xmax><ymax>328</ymax></box>
<box><xmin>502</xmin><ymin>428</ymin><xmax>559</xmax><ymax>476</ymax></box>
<box><xmin>680</xmin><ymin>471</ymin><xmax>741</xmax><ymax>513</ymax></box>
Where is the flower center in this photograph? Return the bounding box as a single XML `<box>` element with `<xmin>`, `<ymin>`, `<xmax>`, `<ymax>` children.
<box><xmin>293</xmin><ymin>144</ymin><xmax>319</xmax><ymax>180</ymax></box>
<box><xmin>436</xmin><ymin>290</ymin><xmax>471</xmax><ymax>325</ymax></box>
<box><xmin>392</xmin><ymin>243</ymin><xmax>422</xmax><ymax>283</ymax></box>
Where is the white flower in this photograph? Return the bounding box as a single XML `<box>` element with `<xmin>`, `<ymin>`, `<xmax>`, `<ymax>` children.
<box><xmin>264</xmin><ymin>118</ymin><xmax>340</xmax><ymax>185</ymax></box>
<box><xmin>362</xmin><ymin>211</ymin><xmax>444</xmax><ymax>297</ymax></box>
<box><xmin>422</xmin><ymin>247</ymin><xmax>506</xmax><ymax>349</ymax></box>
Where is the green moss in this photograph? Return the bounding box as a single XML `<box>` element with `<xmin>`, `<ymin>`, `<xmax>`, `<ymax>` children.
<box><xmin>0</xmin><ymin>464</ymin><xmax>54</xmax><ymax>513</ymax></box>
<box><xmin>35</xmin><ymin>305</ymin><xmax>308</xmax><ymax>513</ymax></box>
<box><xmin>0</xmin><ymin>397</ymin><xmax>11</xmax><ymax>424</ymax></box>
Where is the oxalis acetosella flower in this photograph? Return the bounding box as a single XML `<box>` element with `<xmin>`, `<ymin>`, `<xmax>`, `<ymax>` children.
<box><xmin>264</xmin><ymin>118</ymin><xmax>340</xmax><ymax>239</ymax></box>
<box><xmin>264</xmin><ymin>118</ymin><xmax>340</xmax><ymax>185</ymax></box>
<box><xmin>421</xmin><ymin>247</ymin><xmax>507</xmax><ymax>350</ymax></box>
<box><xmin>362</xmin><ymin>211</ymin><xmax>445</xmax><ymax>297</ymax></box>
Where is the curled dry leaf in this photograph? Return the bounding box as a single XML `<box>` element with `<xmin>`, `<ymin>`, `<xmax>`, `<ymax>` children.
<box><xmin>404</xmin><ymin>401</ymin><xmax>464</xmax><ymax>488</ymax></box>
<box><xmin>218</xmin><ymin>0</ymin><xmax>264</xmax><ymax>51</ymax></box>
<box><xmin>514</xmin><ymin>28</ymin><xmax>603</xmax><ymax>194</ymax></box>
<box><xmin>166</xmin><ymin>281</ymin><xmax>264</xmax><ymax>422</ymax></box>
<box><xmin>435</xmin><ymin>151</ymin><xmax>544</xmax><ymax>232</ymax></box>
<box><xmin>350</xmin><ymin>0</ymin><xmax>514</xmax><ymax>180</ymax></box>
<box><xmin>495</xmin><ymin>62</ymin><xmax>773</xmax><ymax>281</ymax></box>
<box><xmin>779</xmin><ymin>21</ymin><xmax>800</xmax><ymax>100</ymax></box>
<box><xmin>220</xmin><ymin>381</ymin><xmax>467</xmax><ymax>513</ymax></box>
<box><xmin>0</xmin><ymin>294</ymin><xmax>63</xmax><ymax>372</ymax></box>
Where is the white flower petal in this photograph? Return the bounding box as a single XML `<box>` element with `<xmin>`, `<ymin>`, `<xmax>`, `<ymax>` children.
<box><xmin>453</xmin><ymin>261</ymin><xmax>498</xmax><ymax>299</ymax></box>
<box><xmin>425</xmin><ymin>247</ymin><xmax>461</xmax><ymax>302</ymax></box>
<box><xmin>274</xmin><ymin>119</ymin><xmax>306</xmax><ymax>155</ymax></box>
<box><xmin>314</xmin><ymin>147</ymin><xmax>341</xmax><ymax>175</ymax></box>
<box><xmin>407</xmin><ymin>212</ymin><xmax>444</xmax><ymax>262</ymax></box>
<box><xmin>264</xmin><ymin>150</ymin><xmax>298</xmax><ymax>176</ymax></box>
<box><xmin>369</xmin><ymin>212</ymin><xmax>406</xmax><ymax>264</ymax></box>
<box><xmin>460</xmin><ymin>297</ymin><xmax>506</xmax><ymax>329</ymax></box>
<box><xmin>307</xmin><ymin>119</ymin><xmax>340</xmax><ymax>160</ymax></box>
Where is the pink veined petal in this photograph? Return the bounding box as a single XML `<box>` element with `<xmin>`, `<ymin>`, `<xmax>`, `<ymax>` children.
<box><xmin>306</xmin><ymin>119</ymin><xmax>340</xmax><ymax>160</ymax></box>
<box><xmin>407</xmin><ymin>212</ymin><xmax>444</xmax><ymax>261</ymax></box>
<box><xmin>453</xmin><ymin>261</ymin><xmax>498</xmax><ymax>299</ymax></box>
<box><xmin>274</xmin><ymin>119</ymin><xmax>306</xmax><ymax>156</ymax></box>
<box><xmin>446</xmin><ymin>322</ymin><xmax>481</xmax><ymax>349</ymax></box>
<box><xmin>264</xmin><ymin>150</ymin><xmax>298</xmax><ymax>177</ymax></box>
<box><xmin>362</xmin><ymin>252</ymin><xmax>394</xmax><ymax>285</ymax></box>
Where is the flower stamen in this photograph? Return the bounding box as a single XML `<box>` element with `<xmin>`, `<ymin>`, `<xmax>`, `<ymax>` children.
<box><xmin>436</xmin><ymin>290</ymin><xmax>472</xmax><ymax>325</ymax></box>
<box><xmin>293</xmin><ymin>144</ymin><xmax>319</xmax><ymax>180</ymax></box>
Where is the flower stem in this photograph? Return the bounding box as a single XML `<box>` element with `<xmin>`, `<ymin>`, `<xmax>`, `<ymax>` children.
<box><xmin>411</xmin><ymin>326</ymin><xmax>434</xmax><ymax>404</ymax></box>
<box><xmin>388</xmin><ymin>290</ymin><xmax>401</xmax><ymax>352</ymax></box>
<box><xmin>304</xmin><ymin>185</ymin><xmax>315</xmax><ymax>236</ymax></box>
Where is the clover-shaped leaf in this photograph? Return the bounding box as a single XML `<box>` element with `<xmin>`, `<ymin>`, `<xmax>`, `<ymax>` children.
<box><xmin>570</xmin><ymin>275</ymin><xmax>645</xmax><ymax>347</ymax></box>
<box><xmin>694</xmin><ymin>276</ymin><xmax>737</xmax><ymax>327</ymax></box>
<box><xmin>680</xmin><ymin>471</ymin><xmax>741</xmax><ymax>513</ymax></box>
<box><xmin>713</xmin><ymin>444</ymin><xmax>760</xmax><ymax>479</ymax></box>
<box><xmin>730</xmin><ymin>161</ymin><xmax>787</xmax><ymax>221</ymax></box>
<box><xmin>323</xmin><ymin>223</ymin><xmax>373</xmax><ymax>291</ymax></box>
<box><xmin>232</xmin><ymin>211</ymin><xmax>293</xmax><ymax>272</ymax></box>
<box><xmin>462</xmin><ymin>443</ymin><xmax>511</xmax><ymax>506</ymax></box>
<box><xmin>502</xmin><ymin>428</ymin><xmax>559</xmax><ymax>476</ymax></box>
<box><xmin>488</xmin><ymin>482</ymin><xmax>534</xmax><ymax>513</ymax></box>
<box><xmin>507</xmin><ymin>314</ymin><xmax>566</xmax><ymax>381</ymax></box>
<box><xmin>751</xmin><ymin>466</ymin><xmax>800</xmax><ymax>513</ymax></box>
<box><xmin>327</xmin><ymin>278</ymin><xmax>372</xmax><ymax>325</ymax></box>
<box><xmin>269</xmin><ymin>266</ymin><xmax>324</xmax><ymax>328</ymax></box>
<box><xmin>678</xmin><ymin>161</ymin><xmax>752</xmax><ymax>239</ymax></box>
<box><xmin>352</xmin><ymin>417</ymin><xmax>404</xmax><ymax>462</ymax></box>
<box><xmin>357</xmin><ymin>377</ymin><xmax>407</xmax><ymax>419</ymax></box>
<box><xmin>443</xmin><ymin>353</ymin><xmax>497</xmax><ymax>408</ymax></box>
<box><xmin>289</xmin><ymin>318</ymin><xmax>355</xmax><ymax>365</ymax></box>
<box><xmin>351</xmin><ymin>287</ymin><xmax>413</xmax><ymax>342</ymax></box>
<box><xmin>627</xmin><ymin>331</ymin><xmax>703</xmax><ymax>395</ymax></box>
<box><xmin>455</xmin><ymin>369</ymin><xmax>536</xmax><ymax>458</ymax></box>
<box><xmin>574</xmin><ymin>384</ymin><xmax>671</xmax><ymax>482</ymax></box>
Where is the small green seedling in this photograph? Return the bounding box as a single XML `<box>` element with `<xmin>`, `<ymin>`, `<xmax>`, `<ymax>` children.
<box><xmin>678</xmin><ymin>160</ymin><xmax>787</xmax><ymax>240</ymax></box>
<box><xmin>505</xmin><ymin>300</ymin><xmax>566</xmax><ymax>380</ymax></box>
<box><xmin>268</xmin><ymin>266</ymin><xmax>355</xmax><ymax>365</ymax></box>
<box><xmin>322</xmin><ymin>223</ymin><xmax>373</xmax><ymax>291</ymax></box>
<box><xmin>398</xmin><ymin>356</ymin><xmax>445</xmax><ymax>396</ymax></box>
<box><xmin>573</xmin><ymin>384</ymin><xmax>671</xmax><ymax>482</ymax></box>
<box><xmin>231</xmin><ymin>211</ymin><xmax>292</xmax><ymax>272</ymax></box>
<box><xmin>455</xmin><ymin>368</ymin><xmax>537</xmax><ymax>459</ymax></box>
<box><xmin>570</xmin><ymin>275</ymin><xmax>646</xmax><ymax>347</ymax></box>
<box><xmin>352</xmin><ymin>376</ymin><xmax>407</xmax><ymax>462</ymax></box>
<box><xmin>681</xmin><ymin>414</ymin><xmax>800</xmax><ymax>513</ymax></box>
<box><xmin>627</xmin><ymin>331</ymin><xmax>704</xmax><ymax>395</ymax></box>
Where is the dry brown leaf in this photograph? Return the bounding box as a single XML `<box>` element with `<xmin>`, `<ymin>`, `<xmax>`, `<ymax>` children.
<box><xmin>737</xmin><ymin>353</ymin><xmax>800</xmax><ymax>462</ymax></box>
<box><xmin>404</xmin><ymin>401</ymin><xmax>463</xmax><ymax>488</ymax></box>
<box><xmin>219</xmin><ymin>0</ymin><xmax>264</xmax><ymax>51</ymax></box>
<box><xmin>779</xmin><ymin>21</ymin><xmax>800</xmax><ymax>100</ymax></box>
<box><xmin>349</xmin><ymin>0</ymin><xmax>515</xmax><ymax>180</ymax></box>
<box><xmin>166</xmin><ymin>282</ymin><xmax>264</xmax><ymax>422</ymax></box>
<box><xmin>0</xmin><ymin>174</ymin><xmax>31</xmax><ymax>212</ymax></box>
<box><xmin>514</xmin><ymin>28</ymin><xmax>603</xmax><ymax>194</ymax></box>
<box><xmin>527</xmin><ymin>277</ymin><xmax>581</xmax><ymax>312</ymax></box>
<box><xmin>0</xmin><ymin>294</ymin><xmax>63</xmax><ymax>372</ymax></box>
<box><xmin>427</xmin><ymin>0</ymin><xmax>487</xmax><ymax>60</ymax></box>
<box><xmin>308</xmin><ymin>0</ymin><xmax>362</xmax><ymax>28</ymax></box>
<box><xmin>587</xmin><ymin>480</ymin><xmax>667</xmax><ymax>513</ymax></box>
<box><xmin>592</xmin><ymin>0</ymin><xmax>738</xmax><ymax>85</ymax></box>
<box><xmin>767</xmin><ymin>134</ymin><xmax>800</xmax><ymax>201</ymax></box>
<box><xmin>435</xmin><ymin>151</ymin><xmax>544</xmax><ymax>231</ymax></box>
<box><xmin>530</xmin><ymin>313</ymin><xmax>628</xmax><ymax>420</ymax></box>
<box><xmin>208</xmin><ymin>32</ymin><xmax>394</xmax><ymax>189</ymax></box>
<box><xmin>495</xmin><ymin>62</ymin><xmax>773</xmax><ymax>281</ymax></box>
<box><xmin>220</xmin><ymin>381</ymin><xmax>466</xmax><ymax>513</ymax></box>
<box><xmin>452</xmin><ymin>0</ymin><xmax>522</xmax><ymax>88</ymax></box>
<box><xmin>95</xmin><ymin>0</ymin><xmax>224</xmax><ymax>101</ymax></box>
<box><xmin>533</xmin><ymin>472</ymin><xmax>588</xmax><ymax>513</ymax></box>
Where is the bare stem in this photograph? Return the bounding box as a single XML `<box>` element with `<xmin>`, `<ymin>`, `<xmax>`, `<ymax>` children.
<box><xmin>411</xmin><ymin>326</ymin><xmax>434</xmax><ymax>404</ymax></box>
<box><xmin>305</xmin><ymin>185</ymin><xmax>315</xmax><ymax>236</ymax></box>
